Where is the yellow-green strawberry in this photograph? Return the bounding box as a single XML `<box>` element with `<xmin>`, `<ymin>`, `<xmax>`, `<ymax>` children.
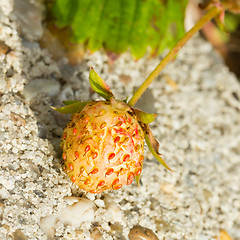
<box><xmin>53</xmin><ymin>68</ymin><xmax>171</xmax><ymax>193</ymax></box>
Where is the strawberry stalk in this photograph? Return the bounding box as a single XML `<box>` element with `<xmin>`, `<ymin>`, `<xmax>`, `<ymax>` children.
<box><xmin>128</xmin><ymin>5</ymin><xmax>221</xmax><ymax>107</ymax></box>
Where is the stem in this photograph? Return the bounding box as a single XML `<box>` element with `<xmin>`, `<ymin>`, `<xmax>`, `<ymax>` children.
<box><xmin>128</xmin><ymin>6</ymin><xmax>221</xmax><ymax>107</ymax></box>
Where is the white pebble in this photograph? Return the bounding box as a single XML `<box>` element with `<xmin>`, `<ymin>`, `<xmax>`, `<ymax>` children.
<box><xmin>59</xmin><ymin>197</ymin><xmax>95</xmax><ymax>228</ymax></box>
<box><xmin>94</xmin><ymin>199</ymin><xmax>105</xmax><ymax>208</ymax></box>
<box><xmin>23</xmin><ymin>78</ymin><xmax>61</xmax><ymax>101</ymax></box>
<box><xmin>40</xmin><ymin>214</ymin><xmax>57</xmax><ymax>239</ymax></box>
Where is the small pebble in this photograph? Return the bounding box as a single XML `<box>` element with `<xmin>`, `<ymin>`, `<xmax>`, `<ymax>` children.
<box><xmin>12</xmin><ymin>230</ymin><xmax>27</xmax><ymax>240</ymax></box>
<box><xmin>10</xmin><ymin>112</ymin><xmax>26</xmax><ymax>126</ymax></box>
<box><xmin>90</xmin><ymin>227</ymin><xmax>104</xmax><ymax>240</ymax></box>
<box><xmin>40</xmin><ymin>215</ymin><xmax>57</xmax><ymax>239</ymax></box>
<box><xmin>0</xmin><ymin>131</ymin><xmax>6</xmax><ymax>141</ymax></box>
<box><xmin>104</xmin><ymin>196</ymin><xmax>123</xmax><ymax>223</ymax></box>
<box><xmin>128</xmin><ymin>225</ymin><xmax>159</xmax><ymax>240</ymax></box>
<box><xmin>23</xmin><ymin>79</ymin><xmax>61</xmax><ymax>102</ymax></box>
<box><xmin>0</xmin><ymin>41</ymin><xmax>11</xmax><ymax>55</ymax></box>
<box><xmin>0</xmin><ymin>203</ymin><xmax>4</xmax><ymax>217</ymax></box>
<box><xmin>94</xmin><ymin>199</ymin><xmax>105</xmax><ymax>208</ymax></box>
<box><xmin>59</xmin><ymin>197</ymin><xmax>94</xmax><ymax>228</ymax></box>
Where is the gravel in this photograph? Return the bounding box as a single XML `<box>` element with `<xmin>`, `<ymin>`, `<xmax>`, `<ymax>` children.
<box><xmin>0</xmin><ymin>0</ymin><xmax>240</xmax><ymax>240</ymax></box>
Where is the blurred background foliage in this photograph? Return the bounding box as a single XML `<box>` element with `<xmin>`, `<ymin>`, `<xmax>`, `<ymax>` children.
<box><xmin>43</xmin><ymin>0</ymin><xmax>240</xmax><ymax>78</ymax></box>
<box><xmin>206</xmin><ymin>12</ymin><xmax>240</xmax><ymax>77</ymax></box>
<box><xmin>44</xmin><ymin>0</ymin><xmax>188</xmax><ymax>59</ymax></box>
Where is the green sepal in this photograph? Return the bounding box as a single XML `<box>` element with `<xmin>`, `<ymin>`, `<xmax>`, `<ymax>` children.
<box><xmin>110</xmin><ymin>97</ymin><xmax>131</xmax><ymax>112</ymax></box>
<box><xmin>63</xmin><ymin>100</ymin><xmax>81</xmax><ymax>106</ymax></box>
<box><xmin>135</xmin><ymin>174</ymin><xmax>141</xmax><ymax>187</ymax></box>
<box><xmin>89</xmin><ymin>67</ymin><xmax>114</xmax><ymax>100</ymax></box>
<box><xmin>133</xmin><ymin>109</ymin><xmax>158</xmax><ymax>124</ymax></box>
<box><xmin>143</xmin><ymin>124</ymin><xmax>172</xmax><ymax>171</ymax></box>
<box><xmin>51</xmin><ymin>101</ymin><xmax>89</xmax><ymax>114</ymax></box>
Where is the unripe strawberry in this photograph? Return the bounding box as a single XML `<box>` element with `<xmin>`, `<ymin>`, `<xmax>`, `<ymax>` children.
<box><xmin>61</xmin><ymin>100</ymin><xmax>144</xmax><ymax>193</ymax></box>
<box><xmin>53</xmin><ymin>68</ymin><xmax>171</xmax><ymax>193</ymax></box>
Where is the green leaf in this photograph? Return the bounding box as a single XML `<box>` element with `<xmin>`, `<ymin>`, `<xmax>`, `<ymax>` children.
<box><xmin>63</xmin><ymin>100</ymin><xmax>81</xmax><ymax>106</ymax></box>
<box><xmin>143</xmin><ymin>124</ymin><xmax>172</xmax><ymax>171</ymax></box>
<box><xmin>89</xmin><ymin>68</ymin><xmax>114</xmax><ymax>100</ymax></box>
<box><xmin>225</xmin><ymin>13</ymin><xmax>240</xmax><ymax>32</ymax></box>
<box><xmin>103</xmin><ymin>0</ymin><xmax>137</xmax><ymax>53</ymax></box>
<box><xmin>71</xmin><ymin>0</ymin><xmax>103</xmax><ymax>43</ymax></box>
<box><xmin>129</xmin><ymin>0</ymin><xmax>154</xmax><ymax>58</ymax></box>
<box><xmin>88</xmin><ymin>0</ymin><xmax>109</xmax><ymax>51</ymax></box>
<box><xmin>49</xmin><ymin>0</ymin><xmax>188</xmax><ymax>58</ymax></box>
<box><xmin>51</xmin><ymin>101</ymin><xmax>89</xmax><ymax>114</ymax></box>
<box><xmin>133</xmin><ymin>109</ymin><xmax>158</xmax><ymax>124</ymax></box>
<box><xmin>52</xmin><ymin>0</ymin><xmax>79</xmax><ymax>28</ymax></box>
<box><xmin>115</xmin><ymin>0</ymin><xmax>137</xmax><ymax>53</ymax></box>
<box><xmin>152</xmin><ymin>0</ymin><xmax>189</xmax><ymax>55</ymax></box>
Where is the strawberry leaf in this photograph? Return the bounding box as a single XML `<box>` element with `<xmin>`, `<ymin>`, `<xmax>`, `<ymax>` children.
<box><xmin>49</xmin><ymin>0</ymin><xmax>188</xmax><ymax>58</ymax></box>
<box><xmin>133</xmin><ymin>109</ymin><xmax>158</xmax><ymax>124</ymax></box>
<box><xmin>89</xmin><ymin>68</ymin><xmax>114</xmax><ymax>100</ymax></box>
<box><xmin>51</xmin><ymin>101</ymin><xmax>89</xmax><ymax>114</ymax></box>
<box><xmin>143</xmin><ymin>124</ymin><xmax>172</xmax><ymax>171</ymax></box>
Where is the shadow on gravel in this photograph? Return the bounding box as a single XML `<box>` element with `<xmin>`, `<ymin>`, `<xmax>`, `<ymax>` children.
<box><xmin>27</xmin><ymin>94</ymin><xmax>70</xmax><ymax>158</ymax></box>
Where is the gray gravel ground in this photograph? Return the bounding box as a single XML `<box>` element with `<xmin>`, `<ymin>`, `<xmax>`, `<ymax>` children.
<box><xmin>0</xmin><ymin>1</ymin><xmax>240</xmax><ymax>239</ymax></box>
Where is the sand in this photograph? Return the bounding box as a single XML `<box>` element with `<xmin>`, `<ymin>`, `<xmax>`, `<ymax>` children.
<box><xmin>0</xmin><ymin>1</ymin><xmax>240</xmax><ymax>239</ymax></box>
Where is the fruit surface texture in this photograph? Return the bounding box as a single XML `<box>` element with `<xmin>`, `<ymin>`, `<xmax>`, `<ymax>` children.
<box><xmin>61</xmin><ymin>100</ymin><xmax>145</xmax><ymax>193</ymax></box>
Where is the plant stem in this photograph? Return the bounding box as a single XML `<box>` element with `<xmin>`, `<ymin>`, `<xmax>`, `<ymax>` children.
<box><xmin>128</xmin><ymin>6</ymin><xmax>221</xmax><ymax>107</ymax></box>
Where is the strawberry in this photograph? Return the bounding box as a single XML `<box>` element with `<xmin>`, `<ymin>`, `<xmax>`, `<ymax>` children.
<box><xmin>61</xmin><ymin>100</ymin><xmax>144</xmax><ymax>193</ymax></box>
<box><xmin>53</xmin><ymin>68</ymin><xmax>171</xmax><ymax>193</ymax></box>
